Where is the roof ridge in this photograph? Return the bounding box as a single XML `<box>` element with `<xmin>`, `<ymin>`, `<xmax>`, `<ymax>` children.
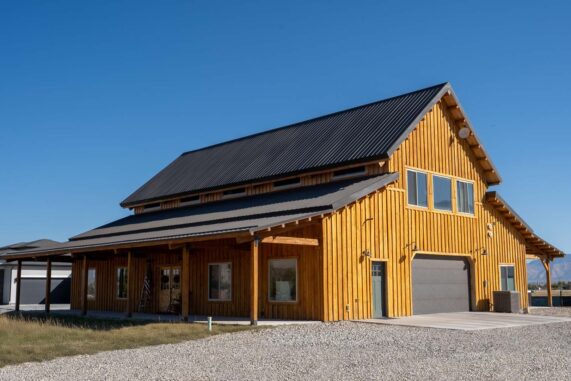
<box><xmin>180</xmin><ymin>82</ymin><xmax>449</xmax><ymax>158</ymax></box>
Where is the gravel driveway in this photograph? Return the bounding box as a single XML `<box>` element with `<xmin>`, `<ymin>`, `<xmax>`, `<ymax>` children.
<box><xmin>1</xmin><ymin>312</ymin><xmax>570</xmax><ymax>380</ymax></box>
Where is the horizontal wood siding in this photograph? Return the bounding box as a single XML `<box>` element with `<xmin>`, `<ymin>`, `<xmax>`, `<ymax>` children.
<box><xmin>321</xmin><ymin>100</ymin><xmax>528</xmax><ymax>320</ymax></box>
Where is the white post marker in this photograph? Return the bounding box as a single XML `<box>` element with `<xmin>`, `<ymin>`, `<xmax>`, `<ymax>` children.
<box><xmin>207</xmin><ymin>316</ymin><xmax>212</xmax><ymax>332</ymax></box>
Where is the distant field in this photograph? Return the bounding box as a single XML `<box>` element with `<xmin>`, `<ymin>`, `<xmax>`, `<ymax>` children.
<box><xmin>0</xmin><ymin>313</ymin><xmax>251</xmax><ymax>367</ymax></box>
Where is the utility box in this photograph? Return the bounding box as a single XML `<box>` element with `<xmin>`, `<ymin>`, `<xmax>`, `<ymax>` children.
<box><xmin>493</xmin><ymin>291</ymin><xmax>521</xmax><ymax>313</ymax></box>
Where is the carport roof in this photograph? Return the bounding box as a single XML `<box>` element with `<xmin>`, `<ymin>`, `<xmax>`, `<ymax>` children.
<box><xmin>1</xmin><ymin>173</ymin><xmax>398</xmax><ymax>260</ymax></box>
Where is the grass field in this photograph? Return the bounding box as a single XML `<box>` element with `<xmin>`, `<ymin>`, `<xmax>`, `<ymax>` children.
<box><xmin>0</xmin><ymin>313</ymin><xmax>251</xmax><ymax>368</ymax></box>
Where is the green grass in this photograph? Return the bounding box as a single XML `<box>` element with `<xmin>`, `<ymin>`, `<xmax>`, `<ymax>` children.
<box><xmin>0</xmin><ymin>313</ymin><xmax>252</xmax><ymax>368</ymax></box>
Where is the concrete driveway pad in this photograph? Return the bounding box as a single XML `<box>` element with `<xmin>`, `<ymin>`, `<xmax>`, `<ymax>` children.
<box><xmin>362</xmin><ymin>311</ymin><xmax>571</xmax><ymax>330</ymax></box>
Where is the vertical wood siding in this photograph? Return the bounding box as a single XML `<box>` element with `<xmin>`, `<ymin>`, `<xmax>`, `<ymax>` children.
<box><xmin>321</xmin><ymin>100</ymin><xmax>528</xmax><ymax>320</ymax></box>
<box><xmin>70</xmin><ymin>225</ymin><xmax>324</xmax><ymax>320</ymax></box>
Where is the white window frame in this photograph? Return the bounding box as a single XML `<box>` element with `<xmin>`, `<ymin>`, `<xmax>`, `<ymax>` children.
<box><xmin>432</xmin><ymin>174</ymin><xmax>453</xmax><ymax>211</ymax></box>
<box><xmin>406</xmin><ymin>169</ymin><xmax>428</xmax><ymax>208</ymax></box>
<box><xmin>456</xmin><ymin>179</ymin><xmax>475</xmax><ymax>215</ymax></box>
<box><xmin>116</xmin><ymin>267</ymin><xmax>128</xmax><ymax>300</ymax></box>
<box><xmin>268</xmin><ymin>258</ymin><xmax>298</xmax><ymax>303</ymax></box>
<box><xmin>499</xmin><ymin>264</ymin><xmax>516</xmax><ymax>291</ymax></box>
<box><xmin>208</xmin><ymin>262</ymin><xmax>232</xmax><ymax>301</ymax></box>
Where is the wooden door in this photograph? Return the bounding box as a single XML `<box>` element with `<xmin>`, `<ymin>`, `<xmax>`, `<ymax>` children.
<box><xmin>159</xmin><ymin>266</ymin><xmax>182</xmax><ymax>314</ymax></box>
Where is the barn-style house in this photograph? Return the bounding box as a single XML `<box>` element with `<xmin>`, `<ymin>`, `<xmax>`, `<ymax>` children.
<box><xmin>3</xmin><ymin>83</ymin><xmax>563</xmax><ymax>323</ymax></box>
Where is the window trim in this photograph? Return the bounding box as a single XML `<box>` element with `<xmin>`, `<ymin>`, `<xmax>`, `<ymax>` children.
<box><xmin>87</xmin><ymin>268</ymin><xmax>96</xmax><ymax>301</ymax></box>
<box><xmin>116</xmin><ymin>266</ymin><xmax>128</xmax><ymax>300</ymax></box>
<box><xmin>432</xmin><ymin>174</ymin><xmax>453</xmax><ymax>212</ymax></box>
<box><xmin>268</xmin><ymin>257</ymin><xmax>298</xmax><ymax>303</ymax></box>
<box><xmin>406</xmin><ymin>169</ymin><xmax>428</xmax><ymax>209</ymax></box>
<box><xmin>499</xmin><ymin>264</ymin><xmax>516</xmax><ymax>292</ymax></box>
<box><xmin>207</xmin><ymin>262</ymin><xmax>233</xmax><ymax>302</ymax></box>
<box><xmin>456</xmin><ymin>179</ymin><xmax>475</xmax><ymax>215</ymax></box>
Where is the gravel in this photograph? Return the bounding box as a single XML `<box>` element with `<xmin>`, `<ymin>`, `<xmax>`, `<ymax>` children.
<box><xmin>1</xmin><ymin>315</ymin><xmax>570</xmax><ymax>380</ymax></box>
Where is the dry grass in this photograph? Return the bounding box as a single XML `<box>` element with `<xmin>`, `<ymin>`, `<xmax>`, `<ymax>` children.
<box><xmin>0</xmin><ymin>313</ymin><xmax>252</xmax><ymax>368</ymax></box>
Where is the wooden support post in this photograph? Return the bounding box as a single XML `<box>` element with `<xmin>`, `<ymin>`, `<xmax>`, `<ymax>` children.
<box><xmin>81</xmin><ymin>255</ymin><xmax>88</xmax><ymax>316</ymax></box>
<box><xmin>545</xmin><ymin>259</ymin><xmax>553</xmax><ymax>307</ymax></box>
<box><xmin>181</xmin><ymin>245</ymin><xmax>190</xmax><ymax>321</ymax></box>
<box><xmin>15</xmin><ymin>260</ymin><xmax>22</xmax><ymax>312</ymax></box>
<box><xmin>45</xmin><ymin>258</ymin><xmax>52</xmax><ymax>314</ymax></box>
<box><xmin>250</xmin><ymin>238</ymin><xmax>259</xmax><ymax>325</ymax></box>
<box><xmin>127</xmin><ymin>251</ymin><xmax>134</xmax><ymax>317</ymax></box>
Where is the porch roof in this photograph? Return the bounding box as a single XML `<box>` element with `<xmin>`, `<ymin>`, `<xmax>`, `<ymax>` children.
<box><xmin>1</xmin><ymin>173</ymin><xmax>398</xmax><ymax>260</ymax></box>
<box><xmin>486</xmin><ymin>191</ymin><xmax>564</xmax><ymax>260</ymax></box>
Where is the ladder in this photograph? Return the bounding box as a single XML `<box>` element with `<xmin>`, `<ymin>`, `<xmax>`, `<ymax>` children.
<box><xmin>138</xmin><ymin>276</ymin><xmax>152</xmax><ymax>312</ymax></box>
<box><xmin>138</xmin><ymin>259</ymin><xmax>152</xmax><ymax>313</ymax></box>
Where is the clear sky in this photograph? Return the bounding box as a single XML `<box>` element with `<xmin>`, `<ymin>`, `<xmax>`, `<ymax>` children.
<box><xmin>1</xmin><ymin>1</ymin><xmax>569</xmax><ymax>252</ymax></box>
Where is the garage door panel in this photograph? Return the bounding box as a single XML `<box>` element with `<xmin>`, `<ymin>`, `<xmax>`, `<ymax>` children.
<box><xmin>412</xmin><ymin>255</ymin><xmax>470</xmax><ymax>315</ymax></box>
<box><xmin>20</xmin><ymin>278</ymin><xmax>71</xmax><ymax>304</ymax></box>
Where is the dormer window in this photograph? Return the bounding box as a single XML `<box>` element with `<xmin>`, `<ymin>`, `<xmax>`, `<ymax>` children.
<box><xmin>332</xmin><ymin>166</ymin><xmax>366</xmax><ymax>179</ymax></box>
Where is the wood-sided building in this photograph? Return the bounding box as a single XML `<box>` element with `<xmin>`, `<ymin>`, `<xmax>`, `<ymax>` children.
<box><xmin>3</xmin><ymin>83</ymin><xmax>564</xmax><ymax>322</ymax></box>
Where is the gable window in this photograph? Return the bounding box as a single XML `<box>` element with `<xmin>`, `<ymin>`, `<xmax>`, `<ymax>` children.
<box><xmin>269</xmin><ymin>258</ymin><xmax>297</xmax><ymax>302</ymax></box>
<box><xmin>407</xmin><ymin>170</ymin><xmax>428</xmax><ymax>207</ymax></box>
<box><xmin>208</xmin><ymin>263</ymin><xmax>232</xmax><ymax>301</ymax></box>
<box><xmin>87</xmin><ymin>268</ymin><xmax>96</xmax><ymax>300</ymax></box>
<box><xmin>500</xmin><ymin>265</ymin><xmax>515</xmax><ymax>291</ymax></box>
<box><xmin>116</xmin><ymin>267</ymin><xmax>128</xmax><ymax>299</ymax></box>
<box><xmin>457</xmin><ymin>181</ymin><xmax>474</xmax><ymax>214</ymax></box>
<box><xmin>433</xmin><ymin>175</ymin><xmax>452</xmax><ymax>211</ymax></box>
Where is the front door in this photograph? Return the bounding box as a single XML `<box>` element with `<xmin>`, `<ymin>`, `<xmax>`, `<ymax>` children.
<box><xmin>159</xmin><ymin>266</ymin><xmax>181</xmax><ymax>314</ymax></box>
<box><xmin>372</xmin><ymin>261</ymin><xmax>386</xmax><ymax>318</ymax></box>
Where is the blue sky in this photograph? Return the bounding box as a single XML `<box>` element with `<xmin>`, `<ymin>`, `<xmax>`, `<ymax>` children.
<box><xmin>1</xmin><ymin>1</ymin><xmax>569</xmax><ymax>253</ymax></box>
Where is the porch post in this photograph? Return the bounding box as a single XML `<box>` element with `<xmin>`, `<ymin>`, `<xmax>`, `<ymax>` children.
<box><xmin>15</xmin><ymin>259</ymin><xmax>22</xmax><ymax>312</ymax></box>
<box><xmin>544</xmin><ymin>258</ymin><xmax>553</xmax><ymax>307</ymax></box>
<box><xmin>127</xmin><ymin>251</ymin><xmax>134</xmax><ymax>317</ymax></box>
<box><xmin>45</xmin><ymin>258</ymin><xmax>52</xmax><ymax>314</ymax></box>
<box><xmin>81</xmin><ymin>255</ymin><xmax>88</xmax><ymax>316</ymax></box>
<box><xmin>181</xmin><ymin>245</ymin><xmax>190</xmax><ymax>321</ymax></box>
<box><xmin>250</xmin><ymin>238</ymin><xmax>259</xmax><ymax>325</ymax></box>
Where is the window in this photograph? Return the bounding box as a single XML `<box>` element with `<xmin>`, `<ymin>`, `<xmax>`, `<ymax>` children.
<box><xmin>180</xmin><ymin>195</ymin><xmax>199</xmax><ymax>205</ymax></box>
<box><xmin>274</xmin><ymin>177</ymin><xmax>301</xmax><ymax>189</ymax></box>
<box><xmin>457</xmin><ymin>181</ymin><xmax>474</xmax><ymax>214</ymax></box>
<box><xmin>407</xmin><ymin>170</ymin><xmax>428</xmax><ymax>207</ymax></box>
<box><xmin>332</xmin><ymin>166</ymin><xmax>366</xmax><ymax>179</ymax></box>
<box><xmin>87</xmin><ymin>268</ymin><xmax>96</xmax><ymax>300</ymax></box>
<box><xmin>269</xmin><ymin>258</ymin><xmax>297</xmax><ymax>302</ymax></box>
<box><xmin>433</xmin><ymin>175</ymin><xmax>452</xmax><ymax>211</ymax></box>
<box><xmin>143</xmin><ymin>202</ymin><xmax>160</xmax><ymax>211</ymax></box>
<box><xmin>500</xmin><ymin>265</ymin><xmax>515</xmax><ymax>291</ymax></box>
<box><xmin>222</xmin><ymin>188</ymin><xmax>246</xmax><ymax>198</ymax></box>
<box><xmin>116</xmin><ymin>267</ymin><xmax>128</xmax><ymax>299</ymax></box>
<box><xmin>208</xmin><ymin>263</ymin><xmax>232</xmax><ymax>301</ymax></box>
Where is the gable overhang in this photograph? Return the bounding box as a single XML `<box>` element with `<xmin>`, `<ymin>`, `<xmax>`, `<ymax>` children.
<box><xmin>486</xmin><ymin>191</ymin><xmax>564</xmax><ymax>260</ymax></box>
<box><xmin>385</xmin><ymin>83</ymin><xmax>502</xmax><ymax>186</ymax></box>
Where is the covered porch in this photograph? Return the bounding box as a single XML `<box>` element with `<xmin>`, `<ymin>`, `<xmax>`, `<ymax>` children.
<box><xmin>486</xmin><ymin>192</ymin><xmax>565</xmax><ymax>307</ymax></box>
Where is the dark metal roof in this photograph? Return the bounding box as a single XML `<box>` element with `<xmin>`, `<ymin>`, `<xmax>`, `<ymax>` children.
<box><xmin>2</xmin><ymin>174</ymin><xmax>398</xmax><ymax>259</ymax></box>
<box><xmin>0</xmin><ymin>239</ymin><xmax>61</xmax><ymax>255</ymax></box>
<box><xmin>122</xmin><ymin>83</ymin><xmax>449</xmax><ymax>207</ymax></box>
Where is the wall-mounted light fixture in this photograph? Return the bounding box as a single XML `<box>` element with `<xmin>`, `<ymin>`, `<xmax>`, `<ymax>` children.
<box><xmin>361</xmin><ymin>250</ymin><xmax>372</xmax><ymax>258</ymax></box>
